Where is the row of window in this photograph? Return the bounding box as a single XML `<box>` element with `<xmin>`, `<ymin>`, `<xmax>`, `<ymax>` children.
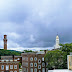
<box><xmin>30</xmin><ymin>63</ymin><xmax>45</xmax><ymax>67</ymax></box>
<box><xmin>1</xmin><ymin>65</ymin><xmax>17</xmax><ymax>70</ymax></box>
<box><xmin>23</xmin><ymin>57</ymin><xmax>28</xmax><ymax>61</ymax></box>
<box><xmin>30</xmin><ymin>68</ymin><xmax>46</xmax><ymax>72</ymax></box>
<box><xmin>1</xmin><ymin>71</ymin><xmax>17</xmax><ymax>72</ymax></box>
<box><xmin>23</xmin><ymin>62</ymin><xmax>28</xmax><ymax>67</ymax></box>
<box><xmin>23</xmin><ymin>68</ymin><xmax>48</xmax><ymax>72</ymax></box>
<box><xmin>30</xmin><ymin>57</ymin><xmax>44</xmax><ymax>61</ymax></box>
<box><xmin>23</xmin><ymin>57</ymin><xmax>44</xmax><ymax>61</ymax></box>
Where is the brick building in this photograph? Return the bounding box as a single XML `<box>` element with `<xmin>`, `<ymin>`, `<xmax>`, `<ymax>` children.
<box><xmin>0</xmin><ymin>55</ymin><xmax>22</xmax><ymax>72</ymax></box>
<box><xmin>1</xmin><ymin>56</ymin><xmax>22</xmax><ymax>64</ymax></box>
<box><xmin>0</xmin><ymin>57</ymin><xmax>19</xmax><ymax>72</ymax></box>
<box><xmin>21</xmin><ymin>51</ymin><xmax>48</xmax><ymax>72</ymax></box>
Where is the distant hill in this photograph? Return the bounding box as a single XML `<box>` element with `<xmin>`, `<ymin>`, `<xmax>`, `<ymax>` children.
<box><xmin>0</xmin><ymin>49</ymin><xmax>21</xmax><ymax>56</ymax></box>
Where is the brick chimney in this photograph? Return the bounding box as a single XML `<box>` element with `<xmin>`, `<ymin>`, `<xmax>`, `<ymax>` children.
<box><xmin>44</xmin><ymin>50</ymin><xmax>46</xmax><ymax>54</ymax></box>
<box><xmin>3</xmin><ymin>35</ymin><xmax>7</xmax><ymax>50</ymax></box>
<box><xmin>13</xmin><ymin>55</ymin><xmax>14</xmax><ymax>62</ymax></box>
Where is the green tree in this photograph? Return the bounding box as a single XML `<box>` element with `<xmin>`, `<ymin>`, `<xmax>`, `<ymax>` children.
<box><xmin>19</xmin><ymin>63</ymin><xmax>22</xmax><ymax>69</ymax></box>
<box><xmin>45</xmin><ymin>43</ymin><xmax>72</xmax><ymax>70</ymax></box>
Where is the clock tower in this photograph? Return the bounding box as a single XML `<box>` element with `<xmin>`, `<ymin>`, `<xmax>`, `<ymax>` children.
<box><xmin>3</xmin><ymin>35</ymin><xmax>7</xmax><ymax>50</ymax></box>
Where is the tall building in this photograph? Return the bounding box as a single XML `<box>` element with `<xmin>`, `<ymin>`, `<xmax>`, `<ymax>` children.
<box><xmin>3</xmin><ymin>35</ymin><xmax>7</xmax><ymax>50</ymax></box>
<box><xmin>21</xmin><ymin>51</ymin><xmax>48</xmax><ymax>72</ymax></box>
<box><xmin>54</xmin><ymin>35</ymin><xmax>60</xmax><ymax>49</ymax></box>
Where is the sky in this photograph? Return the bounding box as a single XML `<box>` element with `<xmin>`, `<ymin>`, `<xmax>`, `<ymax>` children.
<box><xmin>0</xmin><ymin>0</ymin><xmax>72</xmax><ymax>51</ymax></box>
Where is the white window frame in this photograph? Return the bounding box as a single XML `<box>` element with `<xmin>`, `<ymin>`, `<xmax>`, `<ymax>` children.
<box><xmin>42</xmin><ymin>57</ymin><xmax>44</xmax><ymax>61</ymax></box>
<box><xmin>42</xmin><ymin>62</ymin><xmax>45</xmax><ymax>67</ymax></box>
<box><xmin>34</xmin><ymin>57</ymin><xmax>37</xmax><ymax>61</ymax></box>
<box><xmin>42</xmin><ymin>68</ymin><xmax>45</xmax><ymax>72</ymax></box>
<box><xmin>30</xmin><ymin>57</ymin><xmax>33</xmax><ymax>61</ymax></box>
<box><xmin>30</xmin><ymin>68</ymin><xmax>33</xmax><ymax>72</ymax></box>
<box><xmin>14</xmin><ymin>65</ymin><xmax>17</xmax><ymax>69</ymax></box>
<box><xmin>38</xmin><ymin>65</ymin><xmax>41</xmax><ymax>69</ymax></box>
<box><xmin>34</xmin><ymin>63</ymin><xmax>37</xmax><ymax>67</ymax></box>
<box><xmin>14</xmin><ymin>71</ymin><xmax>17</xmax><ymax>72</ymax></box>
<box><xmin>34</xmin><ymin>68</ymin><xmax>37</xmax><ymax>72</ymax></box>
<box><xmin>39</xmin><ymin>70</ymin><xmax>41</xmax><ymax>72</ymax></box>
<box><xmin>10</xmin><ymin>71</ymin><xmax>13</xmax><ymax>72</ymax></box>
<box><xmin>30</xmin><ymin>63</ymin><xmax>33</xmax><ymax>67</ymax></box>
<box><xmin>1</xmin><ymin>65</ymin><xmax>4</xmax><ymax>70</ymax></box>
<box><xmin>6</xmin><ymin>65</ymin><xmax>9</xmax><ymax>70</ymax></box>
<box><xmin>10</xmin><ymin>65</ymin><xmax>13</xmax><ymax>69</ymax></box>
<box><xmin>38</xmin><ymin>59</ymin><xmax>41</xmax><ymax>64</ymax></box>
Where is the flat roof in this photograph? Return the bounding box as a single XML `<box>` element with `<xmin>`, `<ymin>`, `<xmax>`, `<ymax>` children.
<box><xmin>48</xmin><ymin>69</ymin><xmax>72</xmax><ymax>72</ymax></box>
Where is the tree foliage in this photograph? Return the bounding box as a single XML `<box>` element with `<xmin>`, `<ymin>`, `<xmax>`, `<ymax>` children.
<box><xmin>45</xmin><ymin>43</ymin><xmax>72</xmax><ymax>70</ymax></box>
<box><xmin>0</xmin><ymin>49</ymin><xmax>21</xmax><ymax>57</ymax></box>
<box><xmin>23</xmin><ymin>50</ymin><xmax>33</xmax><ymax>53</ymax></box>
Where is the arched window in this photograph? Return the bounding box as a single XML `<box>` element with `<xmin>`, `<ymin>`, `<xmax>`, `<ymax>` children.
<box><xmin>38</xmin><ymin>59</ymin><xmax>41</xmax><ymax>64</ymax></box>
<box><xmin>34</xmin><ymin>57</ymin><xmax>37</xmax><ymax>61</ymax></box>
<box><xmin>30</xmin><ymin>57</ymin><xmax>33</xmax><ymax>61</ymax></box>
<box><xmin>34</xmin><ymin>68</ymin><xmax>37</xmax><ymax>72</ymax></box>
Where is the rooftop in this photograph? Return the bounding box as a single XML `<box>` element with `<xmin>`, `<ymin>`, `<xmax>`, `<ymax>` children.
<box><xmin>48</xmin><ymin>69</ymin><xmax>72</xmax><ymax>72</ymax></box>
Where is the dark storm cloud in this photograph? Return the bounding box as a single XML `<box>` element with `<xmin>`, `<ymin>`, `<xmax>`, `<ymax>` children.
<box><xmin>0</xmin><ymin>0</ymin><xmax>72</xmax><ymax>50</ymax></box>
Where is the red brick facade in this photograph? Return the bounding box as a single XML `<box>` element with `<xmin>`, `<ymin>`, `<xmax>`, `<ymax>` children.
<box><xmin>0</xmin><ymin>60</ymin><xmax>19</xmax><ymax>72</ymax></box>
<box><xmin>3</xmin><ymin>35</ymin><xmax>7</xmax><ymax>50</ymax></box>
<box><xmin>21</xmin><ymin>52</ymin><xmax>48</xmax><ymax>72</ymax></box>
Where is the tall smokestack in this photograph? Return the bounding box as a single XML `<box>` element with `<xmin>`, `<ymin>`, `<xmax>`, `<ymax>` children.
<box><xmin>3</xmin><ymin>35</ymin><xmax>7</xmax><ymax>50</ymax></box>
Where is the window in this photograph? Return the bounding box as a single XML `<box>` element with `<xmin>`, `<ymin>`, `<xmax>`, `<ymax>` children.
<box><xmin>38</xmin><ymin>65</ymin><xmax>41</xmax><ymax>69</ymax></box>
<box><xmin>30</xmin><ymin>63</ymin><xmax>33</xmax><ymax>67</ymax></box>
<box><xmin>30</xmin><ymin>68</ymin><xmax>33</xmax><ymax>72</ymax></box>
<box><xmin>24</xmin><ymin>68</ymin><xmax>26</xmax><ymax>72</ymax></box>
<box><xmin>34</xmin><ymin>63</ymin><xmax>37</xmax><ymax>67</ymax></box>
<box><xmin>27</xmin><ymin>68</ymin><xmax>28</xmax><ymax>72</ymax></box>
<box><xmin>14</xmin><ymin>71</ymin><xmax>17</xmax><ymax>72</ymax></box>
<box><xmin>30</xmin><ymin>57</ymin><xmax>33</xmax><ymax>61</ymax></box>
<box><xmin>6</xmin><ymin>65</ymin><xmax>9</xmax><ymax>70</ymax></box>
<box><xmin>10</xmin><ymin>65</ymin><xmax>13</xmax><ymax>69</ymax></box>
<box><xmin>26</xmin><ymin>57</ymin><xmax>28</xmax><ymax>61</ymax></box>
<box><xmin>46</xmin><ymin>63</ymin><xmax>48</xmax><ymax>67</ymax></box>
<box><xmin>46</xmin><ymin>68</ymin><xmax>48</xmax><ymax>72</ymax></box>
<box><xmin>34</xmin><ymin>68</ymin><xmax>37</xmax><ymax>72</ymax></box>
<box><xmin>38</xmin><ymin>59</ymin><xmax>41</xmax><ymax>64</ymax></box>
<box><xmin>10</xmin><ymin>71</ymin><xmax>13</xmax><ymax>72</ymax></box>
<box><xmin>1</xmin><ymin>65</ymin><xmax>4</xmax><ymax>70</ymax></box>
<box><xmin>42</xmin><ymin>68</ymin><xmax>45</xmax><ymax>72</ymax></box>
<box><xmin>14</xmin><ymin>65</ymin><xmax>17</xmax><ymax>69</ymax></box>
<box><xmin>42</xmin><ymin>57</ymin><xmax>44</xmax><ymax>61</ymax></box>
<box><xmin>23</xmin><ymin>57</ymin><xmax>25</xmax><ymax>60</ymax></box>
<box><xmin>26</xmin><ymin>63</ymin><xmax>28</xmax><ymax>67</ymax></box>
<box><xmin>42</xmin><ymin>63</ymin><xmax>45</xmax><ymax>67</ymax></box>
<box><xmin>39</xmin><ymin>70</ymin><xmax>41</xmax><ymax>72</ymax></box>
<box><xmin>34</xmin><ymin>57</ymin><xmax>37</xmax><ymax>61</ymax></box>
<box><xmin>23</xmin><ymin>62</ymin><xmax>28</xmax><ymax>67</ymax></box>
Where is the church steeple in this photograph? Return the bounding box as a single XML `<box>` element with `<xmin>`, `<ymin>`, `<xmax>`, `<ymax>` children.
<box><xmin>54</xmin><ymin>34</ymin><xmax>60</xmax><ymax>49</ymax></box>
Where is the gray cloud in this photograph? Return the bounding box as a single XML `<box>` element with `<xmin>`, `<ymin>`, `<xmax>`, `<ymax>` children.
<box><xmin>0</xmin><ymin>0</ymin><xmax>72</xmax><ymax>50</ymax></box>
